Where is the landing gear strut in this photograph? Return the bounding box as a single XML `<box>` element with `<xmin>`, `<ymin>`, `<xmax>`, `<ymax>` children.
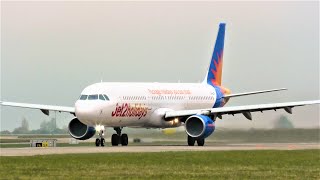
<box><xmin>187</xmin><ymin>135</ymin><xmax>205</xmax><ymax>146</ymax></box>
<box><xmin>95</xmin><ymin>129</ymin><xmax>105</xmax><ymax>147</ymax></box>
<box><xmin>111</xmin><ymin>127</ymin><xmax>128</xmax><ymax>146</ymax></box>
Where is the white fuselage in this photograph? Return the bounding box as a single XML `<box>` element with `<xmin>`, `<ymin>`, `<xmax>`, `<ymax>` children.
<box><xmin>75</xmin><ymin>82</ymin><xmax>218</xmax><ymax>128</ymax></box>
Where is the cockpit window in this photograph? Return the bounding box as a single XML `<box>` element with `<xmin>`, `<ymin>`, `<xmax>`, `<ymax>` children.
<box><xmin>103</xmin><ymin>94</ymin><xmax>110</xmax><ymax>101</ymax></box>
<box><xmin>99</xmin><ymin>94</ymin><xmax>105</xmax><ymax>100</ymax></box>
<box><xmin>80</xmin><ymin>94</ymin><xmax>109</xmax><ymax>101</ymax></box>
<box><xmin>88</xmin><ymin>94</ymin><xmax>98</xmax><ymax>100</ymax></box>
<box><xmin>79</xmin><ymin>95</ymin><xmax>88</xmax><ymax>100</ymax></box>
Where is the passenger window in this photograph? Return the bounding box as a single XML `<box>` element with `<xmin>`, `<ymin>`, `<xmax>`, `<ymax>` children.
<box><xmin>79</xmin><ymin>95</ymin><xmax>88</xmax><ymax>100</ymax></box>
<box><xmin>88</xmin><ymin>94</ymin><xmax>98</xmax><ymax>100</ymax></box>
<box><xmin>99</xmin><ymin>94</ymin><xmax>105</xmax><ymax>101</ymax></box>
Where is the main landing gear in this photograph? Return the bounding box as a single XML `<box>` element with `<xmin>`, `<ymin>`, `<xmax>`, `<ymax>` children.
<box><xmin>95</xmin><ymin>129</ymin><xmax>105</xmax><ymax>147</ymax></box>
<box><xmin>111</xmin><ymin>127</ymin><xmax>128</xmax><ymax>146</ymax></box>
<box><xmin>187</xmin><ymin>135</ymin><xmax>205</xmax><ymax>146</ymax></box>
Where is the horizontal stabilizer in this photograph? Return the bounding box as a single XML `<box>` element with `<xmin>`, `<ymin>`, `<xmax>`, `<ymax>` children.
<box><xmin>224</xmin><ymin>88</ymin><xmax>287</xmax><ymax>98</ymax></box>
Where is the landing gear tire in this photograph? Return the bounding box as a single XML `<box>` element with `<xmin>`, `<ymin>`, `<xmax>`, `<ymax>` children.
<box><xmin>188</xmin><ymin>135</ymin><xmax>195</xmax><ymax>146</ymax></box>
<box><xmin>101</xmin><ymin>138</ymin><xmax>105</xmax><ymax>147</ymax></box>
<box><xmin>95</xmin><ymin>138</ymin><xmax>101</xmax><ymax>147</ymax></box>
<box><xmin>112</xmin><ymin>127</ymin><xmax>129</xmax><ymax>146</ymax></box>
<box><xmin>121</xmin><ymin>134</ymin><xmax>128</xmax><ymax>146</ymax></box>
<box><xmin>197</xmin><ymin>138</ymin><xmax>205</xmax><ymax>146</ymax></box>
<box><xmin>111</xmin><ymin>134</ymin><xmax>119</xmax><ymax>146</ymax></box>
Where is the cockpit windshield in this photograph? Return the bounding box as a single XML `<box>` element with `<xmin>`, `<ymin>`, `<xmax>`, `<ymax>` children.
<box><xmin>103</xmin><ymin>94</ymin><xmax>110</xmax><ymax>101</ymax></box>
<box><xmin>99</xmin><ymin>94</ymin><xmax>105</xmax><ymax>100</ymax></box>
<box><xmin>88</xmin><ymin>94</ymin><xmax>99</xmax><ymax>100</ymax></box>
<box><xmin>79</xmin><ymin>94</ymin><xmax>109</xmax><ymax>101</ymax></box>
<box><xmin>79</xmin><ymin>95</ymin><xmax>88</xmax><ymax>100</ymax></box>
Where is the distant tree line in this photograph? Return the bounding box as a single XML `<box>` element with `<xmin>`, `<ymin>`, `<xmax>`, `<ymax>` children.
<box><xmin>0</xmin><ymin>117</ymin><xmax>68</xmax><ymax>134</ymax></box>
<box><xmin>273</xmin><ymin>115</ymin><xmax>294</xmax><ymax>129</ymax></box>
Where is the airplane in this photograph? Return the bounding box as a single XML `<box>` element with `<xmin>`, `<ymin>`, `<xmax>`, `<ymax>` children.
<box><xmin>1</xmin><ymin>23</ymin><xmax>319</xmax><ymax>147</ymax></box>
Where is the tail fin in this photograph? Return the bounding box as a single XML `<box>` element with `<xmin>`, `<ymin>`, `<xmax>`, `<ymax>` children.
<box><xmin>205</xmin><ymin>23</ymin><xmax>226</xmax><ymax>86</ymax></box>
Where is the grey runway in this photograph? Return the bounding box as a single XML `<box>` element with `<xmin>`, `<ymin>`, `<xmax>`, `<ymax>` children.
<box><xmin>1</xmin><ymin>143</ymin><xmax>319</xmax><ymax>156</ymax></box>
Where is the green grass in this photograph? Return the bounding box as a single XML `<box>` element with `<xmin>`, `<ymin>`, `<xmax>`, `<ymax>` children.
<box><xmin>0</xmin><ymin>143</ymin><xmax>30</xmax><ymax>148</ymax></box>
<box><xmin>17</xmin><ymin>135</ymin><xmax>70</xmax><ymax>139</ymax></box>
<box><xmin>1</xmin><ymin>150</ymin><xmax>319</xmax><ymax>179</ymax></box>
<box><xmin>0</xmin><ymin>139</ymin><xmax>30</xmax><ymax>143</ymax></box>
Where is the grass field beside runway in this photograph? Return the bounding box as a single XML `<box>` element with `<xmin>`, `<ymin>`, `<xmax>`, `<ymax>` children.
<box><xmin>1</xmin><ymin>150</ymin><xmax>319</xmax><ymax>179</ymax></box>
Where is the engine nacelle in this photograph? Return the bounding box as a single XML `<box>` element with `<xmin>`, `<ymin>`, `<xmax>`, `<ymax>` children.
<box><xmin>68</xmin><ymin>118</ymin><xmax>96</xmax><ymax>140</ymax></box>
<box><xmin>185</xmin><ymin>115</ymin><xmax>215</xmax><ymax>139</ymax></box>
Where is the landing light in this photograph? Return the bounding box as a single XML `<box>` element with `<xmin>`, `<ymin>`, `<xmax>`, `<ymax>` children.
<box><xmin>174</xmin><ymin>118</ymin><xmax>179</xmax><ymax>124</ymax></box>
<box><xmin>170</xmin><ymin>118</ymin><xmax>179</xmax><ymax>125</ymax></box>
<box><xmin>95</xmin><ymin>125</ymin><xmax>105</xmax><ymax>132</ymax></box>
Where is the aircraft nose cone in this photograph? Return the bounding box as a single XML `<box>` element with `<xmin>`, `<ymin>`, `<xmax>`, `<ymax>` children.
<box><xmin>75</xmin><ymin>100</ymin><xmax>114</xmax><ymax>125</ymax></box>
<box><xmin>75</xmin><ymin>103</ymin><xmax>97</xmax><ymax>123</ymax></box>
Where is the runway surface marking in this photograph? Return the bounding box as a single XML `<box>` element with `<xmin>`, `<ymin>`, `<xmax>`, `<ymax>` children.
<box><xmin>1</xmin><ymin>143</ymin><xmax>319</xmax><ymax>156</ymax></box>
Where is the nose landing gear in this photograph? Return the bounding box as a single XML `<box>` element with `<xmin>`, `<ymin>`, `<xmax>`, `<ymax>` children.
<box><xmin>111</xmin><ymin>127</ymin><xmax>128</xmax><ymax>146</ymax></box>
<box><xmin>95</xmin><ymin>129</ymin><xmax>105</xmax><ymax>147</ymax></box>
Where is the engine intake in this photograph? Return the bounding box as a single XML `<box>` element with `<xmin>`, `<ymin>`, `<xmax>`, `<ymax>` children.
<box><xmin>185</xmin><ymin>115</ymin><xmax>215</xmax><ymax>139</ymax></box>
<box><xmin>68</xmin><ymin>118</ymin><xmax>96</xmax><ymax>140</ymax></box>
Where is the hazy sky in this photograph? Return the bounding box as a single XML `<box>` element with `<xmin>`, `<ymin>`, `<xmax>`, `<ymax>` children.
<box><xmin>1</xmin><ymin>1</ymin><xmax>319</xmax><ymax>131</ymax></box>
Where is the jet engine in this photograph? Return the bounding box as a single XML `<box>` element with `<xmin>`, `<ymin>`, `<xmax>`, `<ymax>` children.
<box><xmin>68</xmin><ymin>118</ymin><xmax>96</xmax><ymax>140</ymax></box>
<box><xmin>185</xmin><ymin>115</ymin><xmax>215</xmax><ymax>139</ymax></box>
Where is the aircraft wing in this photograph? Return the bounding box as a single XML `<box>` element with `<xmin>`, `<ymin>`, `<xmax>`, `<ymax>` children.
<box><xmin>165</xmin><ymin>100</ymin><xmax>320</xmax><ymax>120</ymax></box>
<box><xmin>0</xmin><ymin>101</ymin><xmax>75</xmax><ymax>116</ymax></box>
